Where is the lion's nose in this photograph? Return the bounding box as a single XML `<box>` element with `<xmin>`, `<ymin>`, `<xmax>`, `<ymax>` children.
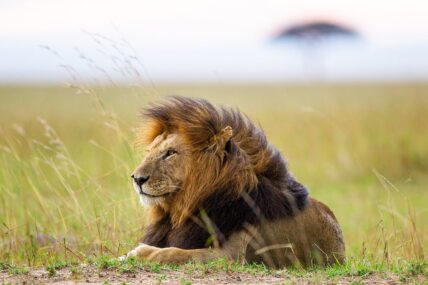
<box><xmin>131</xmin><ymin>174</ymin><xmax>150</xmax><ymax>187</ymax></box>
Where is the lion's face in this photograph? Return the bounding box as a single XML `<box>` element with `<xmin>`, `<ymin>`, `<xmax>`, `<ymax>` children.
<box><xmin>131</xmin><ymin>133</ymin><xmax>189</xmax><ymax>206</ymax></box>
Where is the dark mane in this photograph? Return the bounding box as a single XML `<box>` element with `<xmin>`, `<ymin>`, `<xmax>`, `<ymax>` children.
<box><xmin>139</xmin><ymin>96</ymin><xmax>309</xmax><ymax>248</ymax></box>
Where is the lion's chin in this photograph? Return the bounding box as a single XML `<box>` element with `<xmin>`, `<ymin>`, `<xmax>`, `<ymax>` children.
<box><xmin>138</xmin><ymin>194</ymin><xmax>165</xmax><ymax>206</ymax></box>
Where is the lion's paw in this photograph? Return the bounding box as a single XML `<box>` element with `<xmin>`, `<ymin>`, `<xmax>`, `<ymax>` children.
<box><xmin>119</xmin><ymin>243</ymin><xmax>149</xmax><ymax>260</ymax></box>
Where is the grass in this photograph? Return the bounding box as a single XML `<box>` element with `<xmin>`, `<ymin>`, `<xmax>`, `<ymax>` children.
<box><xmin>0</xmin><ymin>84</ymin><xmax>427</xmax><ymax>281</ymax></box>
<box><xmin>1</xmin><ymin>256</ymin><xmax>425</xmax><ymax>283</ymax></box>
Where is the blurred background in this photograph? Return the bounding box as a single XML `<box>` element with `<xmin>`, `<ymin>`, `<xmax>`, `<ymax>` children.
<box><xmin>0</xmin><ymin>0</ymin><xmax>427</xmax><ymax>266</ymax></box>
<box><xmin>1</xmin><ymin>0</ymin><xmax>428</xmax><ymax>84</ymax></box>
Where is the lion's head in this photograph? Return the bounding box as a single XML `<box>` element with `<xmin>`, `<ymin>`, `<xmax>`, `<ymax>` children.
<box><xmin>131</xmin><ymin>133</ymin><xmax>188</xmax><ymax>205</ymax></box>
<box><xmin>133</xmin><ymin>96</ymin><xmax>280</xmax><ymax>227</ymax></box>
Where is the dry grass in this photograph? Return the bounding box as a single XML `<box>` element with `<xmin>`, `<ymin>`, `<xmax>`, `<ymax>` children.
<box><xmin>0</xmin><ymin>84</ymin><xmax>427</xmax><ymax>273</ymax></box>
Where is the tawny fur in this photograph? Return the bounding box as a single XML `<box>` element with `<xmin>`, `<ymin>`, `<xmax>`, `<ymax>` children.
<box><xmin>126</xmin><ymin>96</ymin><xmax>345</xmax><ymax>267</ymax></box>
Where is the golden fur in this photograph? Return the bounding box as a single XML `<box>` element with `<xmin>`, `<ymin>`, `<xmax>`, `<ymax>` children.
<box><xmin>124</xmin><ymin>96</ymin><xmax>345</xmax><ymax>267</ymax></box>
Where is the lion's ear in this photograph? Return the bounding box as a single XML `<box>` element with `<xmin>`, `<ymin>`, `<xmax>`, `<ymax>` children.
<box><xmin>208</xmin><ymin>126</ymin><xmax>233</xmax><ymax>152</ymax></box>
<box><xmin>219</xmin><ymin>126</ymin><xmax>233</xmax><ymax>142</ymax></box>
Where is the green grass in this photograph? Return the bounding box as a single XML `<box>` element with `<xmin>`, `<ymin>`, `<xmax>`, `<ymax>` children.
<box><xmin>2</xmin><ymin>256</ymin><xmax>425</xmax><ymax>283</ymax></box>
<box><xmin>0</xmin><ymin>84</ymin><xmax>427</xmax><ymax>277</ymax></box>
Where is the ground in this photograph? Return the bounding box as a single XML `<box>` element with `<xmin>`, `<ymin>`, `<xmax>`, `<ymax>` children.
<box><xmin>1</xmin><ymin>268</ymin><xmax>424</xmax><ymax>285</ymax></box>
<box><xmin>1</xmin><ymin>260</ymin><xmax>426</xmax><ymax>284</ymax></box>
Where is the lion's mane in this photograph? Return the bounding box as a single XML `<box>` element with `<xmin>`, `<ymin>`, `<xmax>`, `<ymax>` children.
<box><xmin>138</xmin><ymin>96</ymin><xmax>309</xmax><ymax>248</ymax></box>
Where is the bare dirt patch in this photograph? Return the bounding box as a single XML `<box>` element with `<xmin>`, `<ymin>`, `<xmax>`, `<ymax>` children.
<box><xmin>1</xmin><ymin>266</ymin><xmax>426</xmax><ymax>284</ymax></box>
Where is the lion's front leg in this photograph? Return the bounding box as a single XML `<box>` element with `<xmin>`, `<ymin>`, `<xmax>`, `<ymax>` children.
<box><xmin>120</xmin><ymin>243</ymin><xmax>159</xmax><ymax>261</ymax></box>
<box><xmin>121</xmin><ymin>243</ymin><xmax>221</xmax><ymax>264</ymax></box>
<box><xmin>149</xmin><ymin>247</ymin><xmax>221</xmax><ymax>264</ymax></box>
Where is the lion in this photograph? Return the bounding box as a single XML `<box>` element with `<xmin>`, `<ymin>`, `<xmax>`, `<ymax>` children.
<box><xmin>122</xmin><ymin>96</ymin><xmax>345</xmax><ymax>268</ymax></box>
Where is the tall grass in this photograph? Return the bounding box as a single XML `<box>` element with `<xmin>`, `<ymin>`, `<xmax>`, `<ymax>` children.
<box><xmin>0</xmin><ymin>84</ymin><xmax>427</xmax><ymax>267</ymax></box>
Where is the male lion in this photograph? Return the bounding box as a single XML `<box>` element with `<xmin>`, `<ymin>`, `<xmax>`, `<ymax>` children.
<box><xmin>123</xmin><ymin>96</ymin><xmax>345</xmax><ymax>268</ymax></box>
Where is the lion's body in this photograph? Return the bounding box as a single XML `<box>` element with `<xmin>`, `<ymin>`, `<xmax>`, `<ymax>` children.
<box><xmin>125</xmin><ymin>96</ymin><xmax>345</xmax><ymax>267</ymax></box>
<box><xmin>141</xmin><ymin>198</ymin><xmax>344</xmax><ymax>267</ymax></box>
<box><xmin>243</xmin><ymin>198</ymin><xmax>345</xmax><ymax>267</ymax></box>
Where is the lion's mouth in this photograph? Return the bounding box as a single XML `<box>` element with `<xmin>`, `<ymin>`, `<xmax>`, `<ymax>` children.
<box><xmin>138</xmin><ymin>187</ymin><xmax>170</xmax><ymax>198</ymax></box>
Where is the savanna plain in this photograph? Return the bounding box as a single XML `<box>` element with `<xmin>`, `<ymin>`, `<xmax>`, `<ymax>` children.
<box><xmin>0</xmin><ymin>84</ymin><xmax>427</xmax><ymax>284</ymax></box>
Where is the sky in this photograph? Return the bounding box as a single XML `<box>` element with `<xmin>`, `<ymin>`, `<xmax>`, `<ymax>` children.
<box><xmin>1</xmin><ymin>0</ymin><xmax>428</xmax><ymax>83</ymax></box>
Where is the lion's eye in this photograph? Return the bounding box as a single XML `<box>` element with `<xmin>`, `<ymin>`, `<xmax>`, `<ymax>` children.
<box><xmin>164</xmin><ymin>149</ymin><xmax>178</xmax><ymax>160</ymax></box>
